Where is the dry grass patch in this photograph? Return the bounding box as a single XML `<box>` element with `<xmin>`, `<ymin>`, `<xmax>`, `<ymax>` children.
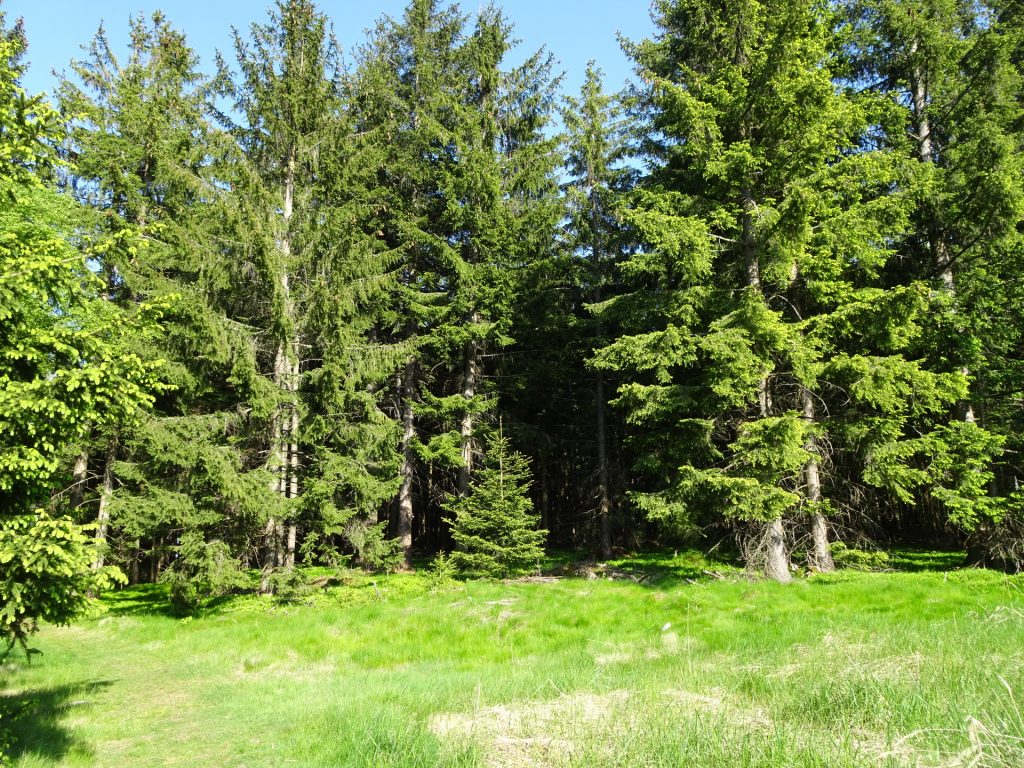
<box><xmin>430</xmin><ymin>690</ymin><xmax>630</xmax><ymax>767</ymax></box>
<box><xmin>432</xmin><ymin>687</ymin><xmax>783</xmax><ymax>767</ymax></box>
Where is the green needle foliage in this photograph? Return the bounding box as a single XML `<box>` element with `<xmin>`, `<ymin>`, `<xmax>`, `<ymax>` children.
<box><xmin>352</xmin><ymin>0</ymin><xmax>560</xmax><ymax>564</ymax></box>
<box><xmin>838</xmin><ymin>0</ymin><xmax>1024</xmax><ymax>545</ymax></box>
<box><xmin>443</xmin><ymin>432</ymin><xmax>546</xmax><ymax>578</ymax></box>
<box><xmin>6</xmin><ymin>0</ymin><xmax>1024</xmax><ymax>634</ymax></box>
<box><xmin>55</xmin><ymin>12</ymin><xmax>276</xmax><ymax>607</ymax></box>
<box><xmin>595</xmin><ymin>0</ymin><xmax>872</xmax><ymax>574</ymax></box>
<box><xmin>590</xmin><ymin>0</ymin><xmax>1023</xmax><ymax>576</ymax></box>
<box><xmin>215</xmin><ymin>0</ymin><xmax>344</xmax><ymax>583</ymax></box>
<box><xmin>556</xmin><ymin>62</ymin><xmax>636</xmax><ymax>556</ymax></box>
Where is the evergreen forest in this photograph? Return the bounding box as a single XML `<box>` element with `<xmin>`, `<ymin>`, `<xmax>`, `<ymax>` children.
<box><xmin>5</xmin><ymin>0</ymin><xmax>1024</xmax><ymax>654</ymax></box>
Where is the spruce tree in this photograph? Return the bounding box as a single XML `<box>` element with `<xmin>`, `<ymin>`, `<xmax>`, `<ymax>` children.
<box><xmin>443</xmin><ymin>433</ymin><xmax>546</xmax><ymax>578</ymax></box>
<box><xmin>843</xmin><ymin>0</ymin><xmax>1023</xmax><ymax>550</ymax></box>
<box><xmin>55</xmin><ymin>13</ymin><xmax>273</xmax><ymax>603</ymax></box>
<box><xmin>354</xmin><ymin>0</ymin><xmax>560</xmax><ymax>565</ymax></box>
<box><xmin>598</xmin><ymin>0</ymin><xmax>935</xmax><ymax>578</ymax></box>
<box><xmin>440</xmin><ymin>8</ymin><xmax>562</xmax><ymax>503</ymax></box>
<box><xmin>299</xmin><ymin>60</ymin><xmax>407</xmax><ymax>571</ymax></box>
<box><xmin>351</xmin><ymin>0</ymin><xmax>467</xmax><ymax>566</ymax></box>
<box><xmin>215</xmin><ymin>0</ymin><xmax>340</xmax><ymax>586</ymax></box>
<box><xmin>563</xmin><ymin>62</ymin><xmax>635</xmax><ymax>558</ymax></box>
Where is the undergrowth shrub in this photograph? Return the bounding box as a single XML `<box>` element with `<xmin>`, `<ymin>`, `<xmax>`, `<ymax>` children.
<box><xmin>0</xmin><ymin>512</ymin><xmax>125</xmax><ymax>653</ymax></box>
<box><xmin>830</xmin><ymin>541</ymin><xmax>890</xmax><ymax>571</ymax></box>
<box><xmin>427</xmin><ymin>553</ymin><xmax>457</xmax><ymax>591</ymax></box>
<box><xmin>267</xmin><ymin>568</ymin><xmax>317</xmax><ymax>605</ymax></box>
<box><xmin>967</xmin><ymin>511</ymin><xmax>1024</xmax><ymax>573</ymax></box>
<box><xmin>160</xmin><ymin>534</ymin><xmax>246</xmax><ymax>615</ymax></box>
<box><xmin>343</xmin><ymin>519</ymin><xmax>403</xmax><ymax>571</ymax></box>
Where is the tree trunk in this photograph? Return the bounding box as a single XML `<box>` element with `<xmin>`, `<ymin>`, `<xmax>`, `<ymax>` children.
<box><xmin>801</xmin><ymin>387</ymin><xmax>834</xmax><ymax>572</ymax></box>
<box><xmin>910</xmin><ymin>45</ymin><xmax>976</xmax><ymax>424</ymax></box>
<box><xmin>259</xmin><ymin>511</ymin><xmax>279</xmax><ymax>594</ymax></box>
<box><xmin>397</xmin><ymin>360</ymin><xmax>417</xmax><ymax>569</ymax></box>
<box><xmin>540</xmin><ymin>462</ymin><xmax>550</xmax><ymax>533</ymax></box>
<box><xmin>286</xmin><ymin>394</ymin><xmax>299</xmax><ymax>569</ymax></box>
<box><xmin>743</xmin><ymin>190</ymin><xmax>791</xmax><ymax>582</ymax></box>
<box><xmin>288</xmin><ymin>358</ymin><xmax>301</xmax><ymax>502</ymax></box>
<box><xmin>596</xmin><ymin>372</ymin><xmax>613</xmax><ymax>560</ymax></box>
<box><xmin>92</xmin><ymin>439</ymin><xmax>116</xmax><ymax>570</ymax></box>
<box><xmin>763</xmin><ymin>517</ymin><xmax>792</xmax><ymax>583</ymax></box>
<box><xmin>590</xmin><ymin>185</ymin><xmax>613</xmax><ymax>561</ymax></box>
<box><xmin>285</xmin><ymin>524</ymin><xmax>297</xmax><ymax>570</ymax></box>
<box><xmin>458</xmin><ymin>322</ymin><xmax>479</xmax><ymax>498</ymax></box>
<box><xmin>70</xmin><ymin>449</ymin><xmax>89</xmax><ymax>511</ymax></box>
<box><xmin>788</xmin><ymin>260</ymin><xmax>834</xmax><ymax>574</ymax></box>
<box><xmin>130</xmin><ymin>540</ymin><xmax>141</xmax><ymax>584</ymax></box>
<box><xmin>742</xmin><ymin>194</ymin><xmax>762</xmax><ymax>291</ymax></box>
<box><xmin>262</xmin><ymin>146</ymin><xmax>300</xmax><ymax>593</ymax></box>
<box><xmin>909</xmin><ymin>50</ymin><xmax>952</xmax><ymax>284</ymax></box>
<box><xmin>280</xmin><ymin>147</ymin><xmax>300</xmax><ymax>571</ymax></box>
<box><xmin>261</xmin><ymin>346</ymin><xmax>288</xmax><ymax>594</ymax></box>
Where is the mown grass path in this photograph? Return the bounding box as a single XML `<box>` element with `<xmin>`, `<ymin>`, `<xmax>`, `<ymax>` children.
<box><xmin>3</xmin><ymin>556</ymin><xmax>1023</xmax><ymax>767</ymax></box>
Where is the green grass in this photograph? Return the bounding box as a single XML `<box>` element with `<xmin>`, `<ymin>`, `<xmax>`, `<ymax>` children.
<box><xmin>2</xmin><ymin>551</ymin><xmax>1023</xmax><ymax>767</ymax></box>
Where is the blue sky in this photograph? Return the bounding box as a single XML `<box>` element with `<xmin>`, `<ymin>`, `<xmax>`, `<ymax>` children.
<box><xmin>5</xmin><ymin>0</ymin><xmax>656</xmax><ymax>100</ymax></box>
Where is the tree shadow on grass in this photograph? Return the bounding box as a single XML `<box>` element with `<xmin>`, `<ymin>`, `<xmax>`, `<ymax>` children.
<box><xmin>543</xmin><ymin>549</ymin><xmax>744</xmax><ymax>585</ymax></box>
<box><xmin>0</xmin><ymin>679</ymin><xmax>113</xmax><ymax>763</ymax></box>
<box><xmin>101</xmin><ymin>580</ymin><xmax>263</xmax><ymax>619</ymax></box>
<box><xmin>609</xmin><ymin>550</ymin><xmax>744</xmax><ymax>583</ymax></box>
<box><xmin>888</xmin><ymin>548</ymin><xmax>967</xmax><ymax>572</ymax></box>
<box><xmin>101</xmin><ymin>582</ymin><xmax>175</xmax><ymax>617</ymax></box>
<box><xmin>100</xmin><ymin>583</ymin><xmax>245</xmax><ymax>618</ymax></box>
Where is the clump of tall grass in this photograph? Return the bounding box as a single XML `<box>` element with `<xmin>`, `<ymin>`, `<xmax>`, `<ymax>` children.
<box><xmin>956</xmin><ymin>677</ymin><xmax>1024</xmax><ymax>768</ymax></box>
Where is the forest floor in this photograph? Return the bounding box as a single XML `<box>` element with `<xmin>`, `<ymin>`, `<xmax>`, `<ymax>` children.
<box><xmin>2</xmin><ymin>549</ymin><xmax>1023</xmax><ymax>768</ymax></box>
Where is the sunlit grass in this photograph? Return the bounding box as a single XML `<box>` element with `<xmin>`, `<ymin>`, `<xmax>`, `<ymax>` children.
<box><xmin>2</xmin><ymin>551</ymin><xmax>1022</xmax><ymax>767</ymax></box>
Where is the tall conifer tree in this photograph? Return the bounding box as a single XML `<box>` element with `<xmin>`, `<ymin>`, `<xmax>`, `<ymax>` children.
<box><xmin>599</xmin><ymin>0</ymin><xmax>950</xmax><ymax>577</ymax></box>
<box><xmin>56</xmin><ymin>13</ymin><xmax>274</xmax><ymax>599</ymax></box>
<box><xmin>352</xmin><ymin>0</ymin><xmax>467</xmax><ymax>566</ymax></box>
<box><xmin>354</xmin><ymin>0</ymin><xmax>560</xmax><ymax>566</ymax></box>
<box><xmin>216</xmin><ymin>0</ymin><xmax>340</xmax><ymax>586</ymax></box>
<box><xmin>843</xmin><ymin>0</ymin><xmax>1023</xmax><ymax>545</ymax></box>
<box><xmin>563</xmin><ymin>63</ymin><xmax>635</xmax><ymax>558</ymax></box>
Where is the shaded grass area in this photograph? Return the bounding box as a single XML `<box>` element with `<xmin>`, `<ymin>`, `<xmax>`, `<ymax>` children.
<box><xmin>888</xmin><ymin>548</ymin><xmax>967</xmax><ymax>572</ymax></box>
<box><xmin>605</xmin><ymin>549</ymin><xmax>743</xmax><ymax>581</ymax></box>
<box><xmin>98</xmin><ymin>583</ymin><xmax>178</xmax><ymax>618</ymax></box>
<box><xmin>0</xmin><ymin>680</ymin><xmax>113</xmax><ymax>764</ymax></box>
<box><xmin>1</xmin><ymin>550</ymin><xmax>1022</xmax><ymax>767</ymax></box>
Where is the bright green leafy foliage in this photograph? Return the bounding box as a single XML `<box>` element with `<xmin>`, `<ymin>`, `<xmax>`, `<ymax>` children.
<box><xmin>0</xmin><ymin>18</ymin><xmax>159</xmax><ymax>651</ymax></box>
<box><xmin>0</xmin><ymin>513</ymin><xmax>124</xmax><ymax>653</ymax></box>
<box><xmin>0</xmin><ymin>186</ymin><xmax>161</xmax><ymax>507</ymax></box>
<box><xmin>444</xmin><ymin>433</ymin><xmax>546</xmax><ymax>578</ymax></box>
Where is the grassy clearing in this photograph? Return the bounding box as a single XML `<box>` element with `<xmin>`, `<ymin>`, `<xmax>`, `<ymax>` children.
<box><xmin>2</xmin><ymin>551</ymin><xmax>1023</xmax><ymax>767</ymax></box>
